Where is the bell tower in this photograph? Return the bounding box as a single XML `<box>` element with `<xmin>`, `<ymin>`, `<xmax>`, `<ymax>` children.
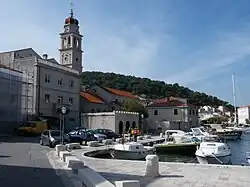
<box><xmin>59</xmin><ymin>1</ymin><xmax>83</xmax><ymax>72</ymax></box>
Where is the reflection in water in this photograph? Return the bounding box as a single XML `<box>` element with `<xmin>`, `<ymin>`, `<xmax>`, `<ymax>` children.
<box><xmin>158</xmin><ymin>133</ymin><xmax>250</xmax><ymax>165</ymax></box>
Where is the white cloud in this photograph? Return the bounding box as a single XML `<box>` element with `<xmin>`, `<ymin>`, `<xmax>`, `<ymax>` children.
<box><xmin>84</xmin><ymin>25</ymin><xmax>161</xmax><ymax>77</ymax></box>
<box><xmin>164</xmin><ymin>27</ymin><xmax>250</xmax><ymax>85</ymax></box>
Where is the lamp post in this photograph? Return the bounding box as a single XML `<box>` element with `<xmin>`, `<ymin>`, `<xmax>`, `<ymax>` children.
<box><xmin>141</xmin><ymin>113</ymin><xmax>144</xmax><ymax>134</ymax></box>
<box><xmin>57</xmin><ymin>106</ymin><xmax>70</xmax><ymax>145</ymax></box>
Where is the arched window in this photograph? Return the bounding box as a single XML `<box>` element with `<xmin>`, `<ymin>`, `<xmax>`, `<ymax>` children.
<box><xmin>68</xmin><ymin>36</ymin><xmax>71</xmax><ymax>45</ymax></box>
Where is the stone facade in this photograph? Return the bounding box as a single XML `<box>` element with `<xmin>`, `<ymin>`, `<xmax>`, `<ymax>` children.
<box><xmin>81</xmin><ymin>111</ymin><xmax>139</xmax><ymax>134</ymax></box>
<box><xmin>146</xmin><ymin>97</ymin><xmax>199</xmax><ymax>132</ymax></box>
<box><xmin>0</xmin><ymin>10</ymin><xmax>83</xmax><ymax>130</ymax></box>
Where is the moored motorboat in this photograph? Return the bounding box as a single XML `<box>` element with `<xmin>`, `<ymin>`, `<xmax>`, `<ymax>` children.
<box><xmin>195</xmin><ymin>141</ymin><xmax>231</xmax><ymax>165</ymax></box>
<box><xmin>110</xmin><ymin>142</ymin><xmax>156</xmax><ymax>160</ymax></box>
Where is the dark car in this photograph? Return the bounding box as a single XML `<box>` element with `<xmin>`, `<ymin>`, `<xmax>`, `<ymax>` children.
<box><xmin>95</xmin><ymin>129</ymin><xmax>120</xmax><ymax>139</ymax></box>
<box><xmin>40</xmin><ymin>130</ymin><xmax>69</xmax><ymax>148</ymax></box>
<box><xmin>67</xmin><ymin>130</ymin><xmax>96</xmax><ymax>144</ymax></box>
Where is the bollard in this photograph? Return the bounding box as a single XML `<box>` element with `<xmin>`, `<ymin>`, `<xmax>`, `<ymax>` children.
<box><xmin>159</xmin><ymin>133</ymin><xmax>163</xmax><ymax>138</ymax></box>
<box><xmin>145</xmin><ymin>155</ymin><xmax>160</xmax><ymax>177</ymax></box>
<box><xmin>55</xmin><ymin>144</ymin><xmax>65</xmax><ymax>156</ymax></box>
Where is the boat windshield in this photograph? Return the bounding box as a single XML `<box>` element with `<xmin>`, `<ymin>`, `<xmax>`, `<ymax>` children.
<box><xmin>192</xmin><ymin>128</ymin><xmax>203</xmax><ymax>135</ymax></box>
<box><xmin>191</xmin><ymin>137</ymin><xmax>201</xmax><ymax>143</ymax></box>
<box><xmin>202</xmin><ymin>136</ymin><xmax>220</xmax><ymax>142</ymax></box>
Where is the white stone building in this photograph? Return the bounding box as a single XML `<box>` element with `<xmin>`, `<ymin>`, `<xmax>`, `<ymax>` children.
<box><xmin>0</xmin><ymin>9</ymin><xmax>83</xmax><ymax>129</ymax></box>
<box><xmin>237</xmin><ymin>106</ymin><xmax>250</xmax><ymax>124</ymax></box>
<box><xmin>81</xmin><ymin>111</ymin><xmax>139</xmax><ymax>134</ymax></box>
<box><xmin>146</xmin><ymin>97</ymin><xmax>199</xmax><ymax>132</ymax></box>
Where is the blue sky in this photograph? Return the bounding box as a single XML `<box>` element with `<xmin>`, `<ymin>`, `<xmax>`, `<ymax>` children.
<box><xmin>1</xmin><ymin>0</ymin><xmax>250</xmax><ymax>106</ymax></box>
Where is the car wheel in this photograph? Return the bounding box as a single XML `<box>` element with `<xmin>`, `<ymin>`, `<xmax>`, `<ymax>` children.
<box><xmin>49</xmin><ymin>141</ymin><xmax>54</xmax><ymax>148</ymax></box>
<box><xmin>40</xmin><ymin>139</ymin><xmax>44</xmax><ymax>145</ymax></box>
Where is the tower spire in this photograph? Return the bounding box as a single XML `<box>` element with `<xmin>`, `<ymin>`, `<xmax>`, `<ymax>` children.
<box><xmin>70</xmin><ymin>0</ymin><xmax>74</xmax><ymax>17</ymax></box>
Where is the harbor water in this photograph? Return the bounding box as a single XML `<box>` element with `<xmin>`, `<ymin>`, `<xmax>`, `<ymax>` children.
<box><xmin>158</xmin><ymin>133</ymin><xmax>250</xmax><ymax>165</ymax></box>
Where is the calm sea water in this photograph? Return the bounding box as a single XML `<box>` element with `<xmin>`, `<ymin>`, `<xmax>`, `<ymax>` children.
<box><xmin>158</xmin><ymin>133</ymin><xmax>250</xmax><ymax>165</ymax></box>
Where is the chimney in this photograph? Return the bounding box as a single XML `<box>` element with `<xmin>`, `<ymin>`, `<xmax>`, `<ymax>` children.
<box><xmin>42</xmin><ymin>54</ymin><xmax>48</xmax><ymax>60</ymax></box>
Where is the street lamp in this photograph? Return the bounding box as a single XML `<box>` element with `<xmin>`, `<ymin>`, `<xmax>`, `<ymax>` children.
<box><xmin>141</xmin><ymin>113</ymin><xmax>144</xmax><ymax>134</ymax></box>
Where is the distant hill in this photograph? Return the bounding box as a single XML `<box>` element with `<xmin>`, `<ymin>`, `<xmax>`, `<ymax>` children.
<box><xmin>81</xmin><ymin>71</ymin><xmax>234</xmax><ymax>111</ymax></box>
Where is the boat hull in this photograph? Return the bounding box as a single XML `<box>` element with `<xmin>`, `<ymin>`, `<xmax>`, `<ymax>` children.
<box><xmin>196</xmin><ymin>155</ymin><xmax>231</xmax><ymax>165</ymax></box>
<box><xmin>155</xmin><ymin>143</ymin><xmax>199</xmax><ymax>156</ymax></box>
<box><xmin>110</xmin><ymin>149</ymin><xmax>155</xmax><ymax>160</ymax></box>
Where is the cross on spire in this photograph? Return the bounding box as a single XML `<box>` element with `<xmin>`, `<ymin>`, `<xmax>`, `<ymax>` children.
<box><xmin>70</xmin><ymin>0</ymin><xmax>74</xmax><ymax>17</ymax></box>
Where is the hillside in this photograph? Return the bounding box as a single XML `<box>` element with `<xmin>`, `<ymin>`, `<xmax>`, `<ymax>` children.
<box><xmin>82</xmin><ymin>71</ymin><xmax>234</xmax><ymax>110</ymax></box>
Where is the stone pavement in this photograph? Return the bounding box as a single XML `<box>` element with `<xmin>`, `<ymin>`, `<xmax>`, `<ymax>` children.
<box><xmin>0</xmin><ymin>136</ymin><xmax>73</xmax><ymax>187</ymax></box>
<box><xmin>70</xmin><ymin>148</ymin><xmax>250</xmax><ymax>187</ymax></box>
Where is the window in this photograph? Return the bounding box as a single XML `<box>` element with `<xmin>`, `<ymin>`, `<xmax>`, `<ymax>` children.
<box><xmin>189</xmin><ymin>110</ymin><xmax>192</xmax><ymax>115</ymax></box>
<box><xmin>69</xmin><ymin>97</ymin><xmax>73</xmax><ymax>104</ymax></box>
<box><xmin>174</xmin><ymin>109</ymin><xmax>178</xmax><ymax>115</ymax></box>
<box><xmin>192</xmin><ymin>110</ymin><xmax>195</xmax><ymax>115</ymax></box>
<box><xmin>45</xmin><ymin>94</ymin><xmax>50</xmax><ymax>103</ymax></box>
<box><xmin>45</xmin><ymin>74</ymin><xmax>50</xmax><ymax>83</ymax></box>
<box><xmin>57</xmin><ymin>96</ymin><xmax>63</xmax><ymax>104</ymax></box>
<box><xmin>196</xmin><ymin>110</ymin><xmax>198</xmax><ymax>116</ymax></box>
<box><xmin>58</xmin><ymin>79</ymin><xmax>63</xmax><ymax>85</ymax></box>
<box><xmin>69</xmin><ymin>80</ymin><xmax>74</xmax><ymax>88</ymax></box>
<box><xmin>154</xmin><ymin>110</ymin><xmax>158</xmax><ymax>115</ymax></box>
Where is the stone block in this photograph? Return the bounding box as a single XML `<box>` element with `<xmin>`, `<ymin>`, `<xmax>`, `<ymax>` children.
<box><xmin>103</xmin><ymin>139</ymin><xmax>113</xmax><ymax>145</ymax></box>
<box><xmin>115</xmin><ymin>180</ymin><xmax>140</xmax><ymax>187</ymax></box>
<box><xmin>59</xmin><ymin>151</ymin><xmax>71</xmax><ymax>162</ymax></box>
<box><xmin>65</xmin><ymin>155</ymin><xmax>85</xmax><ymax>169</ymax></box>
<box><xmin>78</xmin><ymin>167</ymin><xmax>115</xmax><ymax>187</ymax></box>
<box><xmin>55</xmin><ymin>144</ymin><xmax>65</xmax><ymax>156</ymax></box>
<box><xmin>87</xmin><ymin>141</ymin><xmax>99</xmax><ymax>147</ymax></box>
<box><xmin>65</xmin><ymin>143</ymin><xmax>81</xmax><ymax>149</ymax></box>
<box><xmin>145</xmin><ymin>155</ymin><xmax>160</xmax><ymax>177</ymax></box>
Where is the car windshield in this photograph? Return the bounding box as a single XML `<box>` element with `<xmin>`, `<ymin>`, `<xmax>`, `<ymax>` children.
<box><xmin>87</xmin><ymin>130</ymin><xmax>96</xmax><ymax>134</ymax></box>
<box><xmin>50</xmin><ymin>131</ymin><xmax>61</xmax><ymax>136</ymax></box>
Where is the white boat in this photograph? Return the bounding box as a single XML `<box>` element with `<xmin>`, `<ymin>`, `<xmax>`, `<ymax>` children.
<box><xmin>110</xmin><ymin>142</ymin><xmax>156</xmax><ymax>160</ymax></box>
<box><xmin>195</xmin><ymin>141</ymin><xmax>231</xmax><ymax>165</ymax></box>
<box><xmin>190</xmin><ymin>127</ymin><xmax>218</xmax><ymax>141</ymax></box>
<box><xmin>246</xmin><ymin>152</ymin><xmax>250</xmax><ymax>165</ymax></box>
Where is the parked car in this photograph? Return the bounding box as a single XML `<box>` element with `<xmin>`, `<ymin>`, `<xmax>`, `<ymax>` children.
<box><xmin>83</xmin><ymin>129</ymin><xmax>107</xmax><ymax>142</ymax></box>
<box><xmin>67</xmin><ymin>129</ymin><xmax>96</xmax><ymax>144</ymax></box>
<box><xmin>95</xmin><ymin>129</ymin><xmax>120</xmax><ymax>139</ymax></box>
<box><xmin>40</xmin><ymin>130</ymin><xmax>69</xmax><ymax>148</ymax></box>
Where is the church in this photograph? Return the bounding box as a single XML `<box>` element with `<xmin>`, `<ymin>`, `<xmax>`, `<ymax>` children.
<box><xmin>0</xmin><ymin>6</ymin><xmax>83</xmax><ymax>130</ymax></box>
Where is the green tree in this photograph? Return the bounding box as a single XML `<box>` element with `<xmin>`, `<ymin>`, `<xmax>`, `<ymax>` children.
<box><xmin>82</xmin><ymin>71</ymin><xmax>234</xmax><ymax>111</ymax></box>
<box><xmin>202</xmin><ymin>116</ymin><xmax>228</xmax><ymax>124</ymax></box>
<box><xmin>124</xmin><ymin>99</ymin><xmax>149</xmax><ymax>118</ymax></box>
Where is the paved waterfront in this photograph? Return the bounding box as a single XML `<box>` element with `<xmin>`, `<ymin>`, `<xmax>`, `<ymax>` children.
<box><xmin>69</xmin><ymin>148</ymin><xmax>250</xmax><ymax>187</ymax></box>
<box><xmin>0</xmin><ymin>136</ymin><xmax>71</xmax><ymax>187</ymax></box>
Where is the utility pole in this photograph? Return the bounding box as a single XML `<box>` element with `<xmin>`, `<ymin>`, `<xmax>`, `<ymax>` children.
<box><xmin>232</xmin><ymin>73</ymin><xmax>237</xmax><ymax>124</ymax></box>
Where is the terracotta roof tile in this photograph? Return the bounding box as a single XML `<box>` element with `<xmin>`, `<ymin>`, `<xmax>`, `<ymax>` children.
<box><xmin>147</xmin><ymin>98</ymin><xmax>195</xmax><ymax>107</ymax></box>
<box><xmin>80</xmin><ymin>92</ymin><xmax>105</xmax><ymax>104</ymax></box>
<box><xmin>105</xmin><ymin>87</ymin><xmax>138</xmax><ymax>99</ymax></box>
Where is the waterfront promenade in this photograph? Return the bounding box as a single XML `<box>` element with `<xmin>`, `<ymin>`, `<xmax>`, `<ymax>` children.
<box><xmin>61</xmin><ymin>147</ymin><xmax>250</xmax><ymax>187</ymax></box>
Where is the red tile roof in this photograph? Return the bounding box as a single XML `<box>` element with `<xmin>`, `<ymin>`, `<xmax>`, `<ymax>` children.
<box><xmin>80</xmin><ymin>92</ymin><xmax>105</xmax><ymax>104</ymax></box>
<box><xmin>147</xmin><ymin>97</ymin><xmax>195</xmax><ymax>107</ymax></box>
<box><xmin>104</xmin><ymin>87</ymin><xmax>138</xmax><ymax>99</ymax></box>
